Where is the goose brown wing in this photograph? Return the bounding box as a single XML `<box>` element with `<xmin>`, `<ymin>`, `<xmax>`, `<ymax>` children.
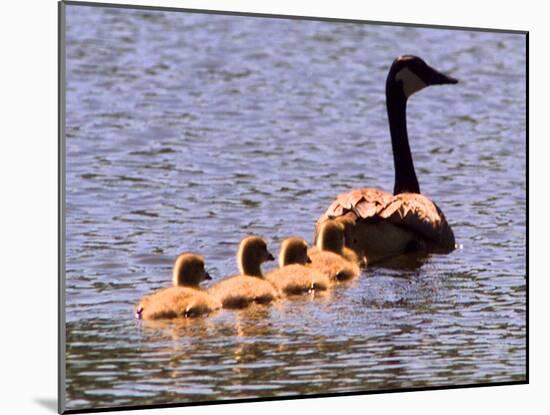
<box><xmin>318</xmin><ymin>189</ymin><xmax>454</xmax><ymax>252</ymax></box>
<box><xmin>315</xmin><ymin>188</ymin><xmax>392</xmax><ymax>242</ymax></box>
<box><xmin>319</xmin><ymin>188</ymin><xmax>394</xmax><ymax>223</ymax></box>
<box><xmin>379</xmin><ymin>193</ymin><xmax>455</xmax><ymax>251</ymax></box>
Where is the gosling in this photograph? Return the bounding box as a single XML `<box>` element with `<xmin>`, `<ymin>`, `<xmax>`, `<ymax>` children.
<box><xmin>265</xmin><ymin>237</ymin><xmax>330</xmax><ymax>296</ymax></box>
<box><xmin>135</xmin><ymin>253</ymin><xmax>221</xmax><ymax>320</ymax></box>
<box><xmin>335</xmin><ymin>214</ymin><xmax>367</xmax><ymax>267</ymax></box>
<box><xmin>308</xmin><ymin>220</ymin><xmax>361</xmax><ymax>282</ymax></box>
<box><xmin>208</xmin><ymin>236</ymin><xmax>279</xmax><ymax>309</ymax></box>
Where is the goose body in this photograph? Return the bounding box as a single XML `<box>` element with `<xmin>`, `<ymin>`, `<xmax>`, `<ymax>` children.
<box><xmin>265</xmin><ymin>237</ymin><xmax>330</xmax><ymax>295</ymax></box>
<box><xmin>135</xmin><ymin>253</ymin><xmax>221</xmax><ymax>320</ymax></box>
<box><xmin>309</xmin><ymin>221</ymin><xmax>361</xmax><ymax>282</ymax></box>
<box><xmin>316</xmin><ymin>56</ymin><xmax>458</xmax><ymax>264</ymax></box>
<box><xmin>208</xmin><ymin>236</ymin><xmax>279</xmax><ymax>309</ymax></box>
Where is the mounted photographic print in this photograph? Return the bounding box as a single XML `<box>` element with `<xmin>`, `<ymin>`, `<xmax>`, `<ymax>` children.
<box><xmin>59</xmin><ymin>1</ymin><xmax>528</xmax><ymax>413</ymax></box>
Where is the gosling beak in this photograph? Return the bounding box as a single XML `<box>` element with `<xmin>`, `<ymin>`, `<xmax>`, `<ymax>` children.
<box><xmin>428</xmin><ymin>67</ymin><xmax>458</xmax><ymax>85</ymax></box>
<box><xmin>204</xmin><ymin>271</ymin><xmax>212</xmax><ymax>280</ymax></box>
<box><xmin>306</xmin><ymin>256</ymin><xmax>312</xmax><ymax>264</ymax></box>
<box><xmin>266</xmin><ymin>251</ymin><xmax>275</xmax><ymax>261</ymax></box>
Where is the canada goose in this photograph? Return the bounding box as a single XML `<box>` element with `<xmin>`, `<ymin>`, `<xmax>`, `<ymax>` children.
<box><xmin>309</xmin><ymin>220</ymin><xmax>361</xmax><ymax>282</ymax></box>
<box><xmin>316</xmin><ymin>55</ymin><xmax>457</xmax><ymax>264</ymax></box>
<box><xmin>208</xmin><ymin>236</ymin><xmax>279</xmax><ymax>309</ymax></box>
<box><xmin>135</xmin><ymin>253</ymin><xmax>221</xmax><ymax>320</ymax></box>
<box><xmin>265</xmin><ymin>237</ymin><xmax>330</xmax><ymax>296</ymax></box>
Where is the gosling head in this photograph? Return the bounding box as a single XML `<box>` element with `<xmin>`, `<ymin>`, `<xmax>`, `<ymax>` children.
<box><xmin>335</xmin><ymin>215</ymin><xmax>356</xmax><ymax>244</ymax></box>
<box><xmin>279</xmin><ymin>237</ymin><xmax>312</xmax><ymax>268</ymax></box>
<box><xmin>172</xmin><ymin>253</ymin><xmax>211</xmax><ymax>287</ymax></box>
<box><xmin>316</xmin><ymin>220</ymin><xmax>345</xmax><ymax>255</ymax></box>
<box><xmin>386</xmin><ymin>55</ymin><xmax>458</xmax><ymax>100</ymax></box>
<box><xmin>237</xmin><ymin>235</ymin><xmax>275</xmax><ymax>277</ymax></box>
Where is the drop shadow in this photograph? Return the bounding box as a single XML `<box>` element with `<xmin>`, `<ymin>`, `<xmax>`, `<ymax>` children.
<box><xmin>34</xmin><ymin>398</ymin><xmax>57</xmax><ymax>413</ymax></box>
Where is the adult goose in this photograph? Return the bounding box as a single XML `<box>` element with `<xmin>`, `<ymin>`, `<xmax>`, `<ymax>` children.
<box><xmin>316</xmin><ymin>55</ymin><xmax>458</xmax><ymax>264</ymax></box>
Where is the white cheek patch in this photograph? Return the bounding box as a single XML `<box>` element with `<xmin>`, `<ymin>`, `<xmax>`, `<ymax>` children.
<box><xmin>395</xmin><ymin>67</ymin><xmax>427</xmax><ymax>98</ymax></box>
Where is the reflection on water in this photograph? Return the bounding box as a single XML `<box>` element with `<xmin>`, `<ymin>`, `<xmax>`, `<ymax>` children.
<box><xmin>64</xmin><ymin>4</ymin><xmax>526</xmax><ymax>411</ymax></box>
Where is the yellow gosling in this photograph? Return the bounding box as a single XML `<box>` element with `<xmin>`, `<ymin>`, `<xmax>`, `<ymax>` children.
<box><xmin>335</xmin><ymin>214</ymin><xmax>367</xmax><ymax>267</ymax></box>
<box><xmin>135</xmin><ymin>253</ymin><xmax>221</xmax><ymax>320</ymax></box>
<box><xmin>208</xmin><ymin>236</ymin><xmax>279</xmax><ymax>309</ymax></box>
<box><xmin>308</xmin><ymin>220</ymin><xmax>361</xmax><ymax>282</ymax></box>
<box><xmin>265</xmin><ymin>237</ymin><xmax>330</xmax><ymax>296</ymax></box>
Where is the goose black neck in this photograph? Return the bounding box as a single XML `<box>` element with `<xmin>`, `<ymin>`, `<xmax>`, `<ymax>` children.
<box><xmin>386</xmin><ymin>85</ymin><xmax>420</xmax><ymax>195</ymax></box>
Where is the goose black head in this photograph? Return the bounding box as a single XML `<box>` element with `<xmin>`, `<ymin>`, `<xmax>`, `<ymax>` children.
<box><xmin>386</xmin><ymin>55</ymin><xmax>458</xmax><ymax>100</ymax></box>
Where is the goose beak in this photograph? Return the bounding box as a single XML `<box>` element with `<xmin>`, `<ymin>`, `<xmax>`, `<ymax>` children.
<box><xmin>204</xmin><ymin>272</ymin><xmax>212</xmax><ymax>280</ymax></box>
<box><xmin>266</xmin><ymin>251</ymin><xmax>275</xmax><ymax>261</ymax></box>
<box><xmin>429</xmin><ymin>68</ymin><xmax>458</xmax><ymax>85</ymax></box>
<box><xmin>306</xmin><ymin>256</ymin><xmax>312</xmax><ymax>264</ymax></box>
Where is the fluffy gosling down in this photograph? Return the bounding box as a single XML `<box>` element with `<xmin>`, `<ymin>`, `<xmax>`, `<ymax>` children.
<box><xmin>334</xmin><ymin>214</ymin><xmax>368</xmax><ymax>267</ymax></box>
<box><xmin>308</xmin><ymin>220</ymin><xmax>361</xmax><ymax>282</ymax></box>
<box><xmin>135</xmin><ymin>253</ymin><xmax>221</xmax><ymax>320</ymax></box>
<box><xmin>208</xmin><ymin>236</ymin><xmax>279</xmax><ymax>309</ymax></box>
<box><xmin>265</xmin><ymin>237</ymin><xmax>330</xmax><ymax>296</ymax></box>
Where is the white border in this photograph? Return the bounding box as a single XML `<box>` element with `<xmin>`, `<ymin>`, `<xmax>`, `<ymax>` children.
<box><xmin>2</xmin><ymin>1</ymin><xmax>545</xmax><ymax>414</ymax></box>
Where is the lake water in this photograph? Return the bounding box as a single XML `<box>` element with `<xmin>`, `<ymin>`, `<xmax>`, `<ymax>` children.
<box><xmin>63</xmin><ymin>4</ymin><xmax>527</xmax><ymax>411</ymax></box>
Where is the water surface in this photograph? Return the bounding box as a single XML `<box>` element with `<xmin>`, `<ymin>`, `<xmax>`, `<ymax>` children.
<box><xmin>64</xmin><ymin>5</ymin><xmax>526</xmax><ymax>411</ymax></box>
